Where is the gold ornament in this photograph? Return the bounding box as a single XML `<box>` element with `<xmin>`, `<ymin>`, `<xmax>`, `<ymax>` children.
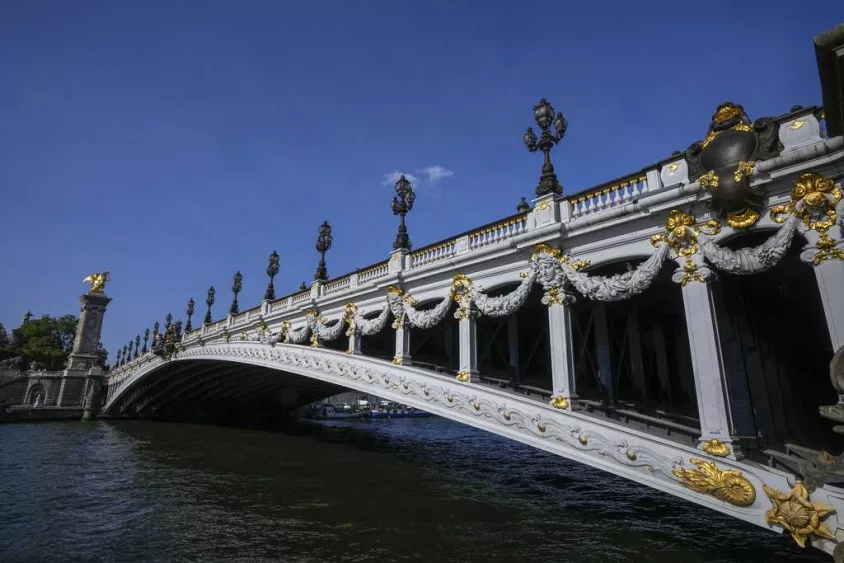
<box><xmin>733</xmin><ymin>160</ymin><xmax>756</xmax><ymax>183</ymax></box>
<box><xmin>82</xmin><ymin>271</ymin><xmax>110</xmax><ymax>294</ymax></box>
<box><xmin>701</xmin><ymin>439</ymin><xmax>731</xmax><ymax>457</ymax></box>
<box><xmin>452</xmin><ymin>274</ymin><xmax>474</xmax><ymax>320</ymax></box>
<box><xmin>280</xmin><ymin>320</ymin><xmax>290</xmax><ymax>343</ymax></box>
<box><xmin>650</xmin><ymin>209</ymin><xmax>721</xmax><ymax>286</ymax></box>
<box><xmin>456</xmin><ymin>371</ymin><xmax>470</xmax><ymax>383</ymax></box>
<box><xmin>762</xmin><ymin>481</ymin><xmax>835</xmax><ymax>548</ymax></box>
<box><xmin>239</xmin><ymin>330</ymin><xmax>248</xmax><ymax>341</ymax></box>
<box><xmin>789</xmin><ymin>120</ymin><xmax>805</xmax><ymax>130</ymax></box>
<box><xmin>386</xmin><ymin>285</ymin><xmax>404</xmax><ymax>296</ymax></box>
<box><xmin>699</xmin><ymin>170</ymin><xmax>720</xmax><ymax>190</ymax></box>
<box><xmin>668</xmin><ymin>162</ymin><xmax>679</xmax><ymax>172</ymax></box>
<box><xmin>771</xmin><ymin>172</ymin><xmax>843</xmax><ymax>265</ymax></box>
<box><xmin>392</xmin><ymin>355</ymin><xmax>403</xmax><ymax>366</ymax></box>
<box><xmin>550</xmin><ymin>396</ymin><xmax>569</xmax><ymax>409</ymax></box>
<box><xmin>530</xmin><ymin>243</ymin><xmax>562</xmax><ymax>261</ymax></box>
<box><xmin>726</xmin><ymin>208</ymin><xmax>760</xmax><ymax>229</ymax></box>
<box><xmin>578</xmin><ymin>435</ymin><xmax>589</xmax><ymax>445</ymax></box>
<box><xmin>672</xmin><ymin>458</ymin><xmax>756</xmax><ymax>507</ymax></box>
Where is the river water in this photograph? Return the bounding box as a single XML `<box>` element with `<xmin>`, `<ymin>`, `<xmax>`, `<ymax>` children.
<box><xmin>0</xmin><ymin>417</ymin><xmax>828</xmax><ymax>563</ymax></box>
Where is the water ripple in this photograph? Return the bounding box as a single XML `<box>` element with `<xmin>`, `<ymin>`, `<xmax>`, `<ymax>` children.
<box><xmin>0</xmin><ymin>418</ymin><xmax>828</xmax><ymax>562</ymax></box>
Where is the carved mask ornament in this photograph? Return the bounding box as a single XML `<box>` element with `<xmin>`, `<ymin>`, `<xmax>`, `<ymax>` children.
<box><xmin>686</xmin><ymin>102</ymin><xmax>781</xmax><ymax>229</ymax></box>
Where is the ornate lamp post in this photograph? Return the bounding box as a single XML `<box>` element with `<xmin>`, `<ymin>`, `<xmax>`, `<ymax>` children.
<box><xmin>204</xmin><ymin>286</ymin><xmax>215</xmax><ymax>325</ymax></box>
<box><xmin>230</xmin><ymin>271</ymin><xmax>243</xmax><ymax>314</ymax></box>
<box><xmin>152</xmin><ymin>321</ymin><xmax>160</xmax><ymax>344</ymax></box>
<box><xmin>121</xmin><ymin>345</ymin><xmax>128</xmax><ymax>366</ymax></box>
<box><xmin>165</xmin><ymin>313</ymin><xmax>173</xmax><ymax>333</ymax></box>
<box><xmin>299</xmin><ymin>281</ymin><xmax>308</xmax><ymax>291</ymax></box>
<box><xmin>185</xmin><ymin>298</ymin><xmax>195</xmax><ymax>332</ymax></box>
<box><xmin>523</xmin><ymin>98</ymin><xmax>568</xmax><ymax>196</ymax></box>
<box><xmin>265</xmin><ymin>251</ymin><xmax>280</xmax><ymax>300</ymax></box>
<box><xmin>314</xmin><ymin>221</ymin><xmax>332</xmax><ymax>282</ymax></box>
<box><xmin>516</xmin><ymin>196</ymin><xmax>530</xmax><ymax>212</ymax></box>
<box><xmin>390</xmin><ymin>175</ymin><xmax>416</xmax><ymax>251</ymax></box>
<box><xmin>134</xmin><ymin>335</ymin><xmax>141</xmax><ymax>359</ymax></box>
<box><xmin>142</xmin><ymin>328</ymin><xmax>150</xmax><ymax>354</ymax></box>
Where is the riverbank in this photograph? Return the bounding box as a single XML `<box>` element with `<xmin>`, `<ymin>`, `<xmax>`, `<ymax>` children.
<box><xmin>0</xmin><ymin>406</ymin><xmax>83</xmax><ymax>423</ymax></box>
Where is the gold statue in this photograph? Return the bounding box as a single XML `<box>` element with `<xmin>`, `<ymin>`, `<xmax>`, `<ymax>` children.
<box><xmin>83</xmin><ymin>272</ymin><xmax>110</xmax><ymax>294</ymax></box>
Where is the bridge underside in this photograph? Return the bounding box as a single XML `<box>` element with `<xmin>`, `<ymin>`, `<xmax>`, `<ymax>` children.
<box><xmin>106</xmin><ymin>360</ymin><xmax>344</xmax><ymax>422</ymax></box>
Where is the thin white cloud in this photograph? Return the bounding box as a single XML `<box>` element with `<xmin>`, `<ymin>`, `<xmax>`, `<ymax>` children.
<box><xmin>418</xmin><ymin>165</ymin><xmax>453</xmax><ymax>183</ymax></box>
<box><xmin>382</xmin><ymin>170</ymin><xmax>419</xmax><ymax>186</ymax></box>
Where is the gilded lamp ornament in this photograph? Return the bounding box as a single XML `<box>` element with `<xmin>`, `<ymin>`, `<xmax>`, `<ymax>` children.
<box><xmin>762</xmin><ymin>481</ymin><xmax>836</xmax><ymax>548</ymax></box>
<box><xmin>685</xmin><ymin>102</ymin><xmax>780</xmax><ymax>229</ymax></box>
<box><xmin>523</xmin><ymin>98</ymin><xmax>568</xmax><ymax>197</ymax></box>
<box><xmin>771</xmin><ymin>172</ymin><xmax>844</xmax><ymax>265</ymax></box>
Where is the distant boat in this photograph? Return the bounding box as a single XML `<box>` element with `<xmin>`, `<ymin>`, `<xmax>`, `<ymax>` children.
<box><xmin>367</xmin><ymin>407</ymin><xmax>432</xmax><ymax>419</ymax></box>
<box><xmin>306</xmin><ymin>404</ymin><xmax>362</xmax><ymax>420</ymax></box>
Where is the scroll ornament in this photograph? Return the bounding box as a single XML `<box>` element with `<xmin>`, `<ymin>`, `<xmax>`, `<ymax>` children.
<box><xmin>771</xmin><ymin>172</ymin><xmax>844</xmax><ymax>265</ymax></box>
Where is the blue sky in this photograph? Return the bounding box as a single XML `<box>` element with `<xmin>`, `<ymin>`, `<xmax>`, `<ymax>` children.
<box><xmin>0</xmin><ymin>1</ymin><xmax>839</xmax><ymax>361</ymax></box>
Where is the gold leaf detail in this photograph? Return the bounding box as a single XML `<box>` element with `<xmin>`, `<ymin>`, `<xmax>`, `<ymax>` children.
<box><xmin>702</xmin><ymin>439</ymin><xmax>731</xmax><ymax>457</ymax></box>
<box><xmin>762</xmin><ymin>481</ymin><xmax>836</xmax><ymax>548</ymax></box>
<box><xmin>699</xmin><ymin>170</ymin><xmax>719</xmax><ymax>190</ymax></box>
<box><xmin>456</xmin><ymin>371</ymin><xmax>470</xmax><ymax>383</ymax></box>
<box><xmin>550</xmin><ymin>396</ymin><xmax>569</xmax><ymax>409</ymax></box>
<box><xmin>668</xmin><ymin>162</ymin><xmax>679</xmax><ymax>172</ymax></box>
<box><xmin>672</xmin><ymin>458</ymin><xmax>756</xmax><ymax>507</ymax></box>
<box><xmin>578</xmin><ymin>436</ymin><xmax>588</xmax><ymax>445</ymax></box>
<box><xmin>726</xmin><ymin>208</ymin><xmax>761</xmax><ymax>229</ymax></box>
<box><xmin>789</xmin><ymin>120</ymin><xmax>805</xmax><ymax>130</ymax></box>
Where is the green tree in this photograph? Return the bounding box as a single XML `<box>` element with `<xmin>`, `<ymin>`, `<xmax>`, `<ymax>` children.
<box><xmin>0</xmin><ymin>323</ymin><xmax>12</xmax><ymax>361</ymax></box>
<box><xmin>11</xmin><ymin>314</ymin><xmax>78</xmax><ymax>370</ymax></box>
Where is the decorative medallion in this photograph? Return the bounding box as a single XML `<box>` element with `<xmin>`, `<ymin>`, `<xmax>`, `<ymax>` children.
<box><xmin>762</xmin><ymin>481</ymin><xmax>836</xmax><ymax>548</ymax></box>
<box><xmin>685</xmin><ymin>102</ymin><xmax>780</xmax><ymax>228</ymax></box>
<box><xmin>651</xmin><ymin>209</ymin><xmax>721</xmax><ymax>285</ymax></box>
<box><xmin>771</xmin><ymin>172</ymin><xmax>844</xmax><ymax>264</ymax></box>
<box><xmin>456</xmin><ymin>371</ymin><xmax>470</xmax><ymax>383</ymax></box>
<box><xmin>672</xmin><ymin>458</ymin><xmax>756</xmax><ymax>507</ymax></box>
<box><xmin>701</xmin><ymin>438</ymin><xmax>731</xmax><ymax>458</ymax></box>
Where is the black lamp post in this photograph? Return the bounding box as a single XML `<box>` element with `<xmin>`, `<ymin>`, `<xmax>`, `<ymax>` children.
<box><xmin>121</xmin><ymin>345</ymin><xmax>128</xmax><ymax>366</ymax></box>
<box><xmin>299</xmin><ymin>281</ymin><xmax>308</xmax><ymax>291</ymax></box>
<box><xmin>134</xmin><ymin>335</ymin><xmax>140</xmax><ymax>359</ymax></box>
<box><xmin>523</xmin><ymin>98</ymin><xmax>567</xmax><ymax>196</ymax></box>
<box><xmin>230</xmin><ymin>271</ymin><xmax>243</xmax><ymax>314</ymax></box>
<box><xmin>265</xmin><ymin>251</ymin><xmax>280</xmax><ymax>300</ymax></box>
<box><xmin>152</xmin><ymin>321</ymin><xmax>160</xmax><ymax>344</ymax></box>
<box><xmin>165</xmin><ymin>313</ymin><xmax>173</xmax><ymax>333</ymax></box>
<box><xmin>185</xmin><ymin>298</ymin><xmax>195</xmax><ymax>332</ymax></box>
<box><xmin>204</xmin><ymin>286</ymin><xmax>215</xmax><ymax>325</ymax></box>
<box><xmin>314</xmin><ymin>221</ymin><xmax>332</xmax><ymax>282</ymax></box>
<box><xmin>142</xmin><ymin>328</ymin><xmax>150</xmax><ymax>354</ymax></box>
<box><xmin>391</xmin><ymin>175</ymin><xmax>416</xmax><ymax>251</ymax></box>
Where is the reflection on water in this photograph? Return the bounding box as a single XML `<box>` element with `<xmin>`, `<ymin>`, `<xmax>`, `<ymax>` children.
<box><xmin>0</xmin><ymin>418</ymin><xmax>827</xmax><ymax>562</ymax></box>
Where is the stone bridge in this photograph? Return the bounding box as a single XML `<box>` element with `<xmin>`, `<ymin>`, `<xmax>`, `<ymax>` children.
<box><xmin>5</xmin><ymin>26</ymin><xmax>844</xmax><ymax>559</ymax></box>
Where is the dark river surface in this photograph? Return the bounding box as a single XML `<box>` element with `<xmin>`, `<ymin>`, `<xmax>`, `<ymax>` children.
<box><xmin>0</xmin><ymin>417</ymin><xmax>829</xmax><ymax>563</ymax></box>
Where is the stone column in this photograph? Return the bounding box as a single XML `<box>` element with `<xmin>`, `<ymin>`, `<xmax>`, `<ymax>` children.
<box><xmin>547</xmin><ymin>302</ymin><xmax>576</xmax><ymax>408</ymax></box>
<box><xmin>58</xmin><ymin>290</ymin><xmax>111</xmax><ymax>416</ymax></box>
<box><xmin>680</xmin><ymin>280</ymin><xmax>736</xmax><ymax>455</ymax></box>
<box><xmin>457</xmin><ymin>312</ymin><xmax>479</xmax><ymax>383</ymax></box>
<box><xmin>347</xmin><ymin>327</ymin><xmax>362</xmax><ymax>355</ymax></box>
<box><xmin>393</xmin><ymin>316</ymin><xmax>412</xmax><ymax>366</ymax></box>
<box><xmin>814</xmin><ymin>259</ymin><xmax>844</xmax><ymax>350</ymax></box>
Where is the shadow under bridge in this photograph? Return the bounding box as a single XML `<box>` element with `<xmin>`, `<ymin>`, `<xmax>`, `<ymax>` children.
<box><xmin>104</xmin><ymin>358</ymin><xmax>347</xmax><ymax>421</ymax></box>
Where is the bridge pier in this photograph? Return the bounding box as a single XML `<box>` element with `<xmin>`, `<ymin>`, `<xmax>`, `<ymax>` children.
<box><xmin>547</xmin><ymin>301</ymin><xmax>576</xmax><ymax>408</ymax></box>
<box><xmin>457</xmin><ymin>309</ymin><xmax>479</xmax><ymax>383</ymax></box>
<box><xmin>393</xmin><ymin>317</ymin><xmax>412</xmax><ymax>365</ymax></box>
<box><xmin>680</xmin><ymin>280</ymin><xmax>737</xmax><ymax>457</ymax></box>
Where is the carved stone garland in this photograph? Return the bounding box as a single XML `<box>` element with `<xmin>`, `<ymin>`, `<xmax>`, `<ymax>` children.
<box><xmin>700</xmin><ymin>215</ymin><xmax>798</xmax><ymax>274</ymax></box>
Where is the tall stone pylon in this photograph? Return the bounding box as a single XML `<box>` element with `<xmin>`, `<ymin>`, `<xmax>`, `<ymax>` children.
<box><xmin>56</xmin><ymin>272</ymin><xmax>111</xmax><ymax>420</ymax></box>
